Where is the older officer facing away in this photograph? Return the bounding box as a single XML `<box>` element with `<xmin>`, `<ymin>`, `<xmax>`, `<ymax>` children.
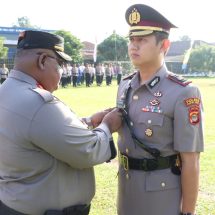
<box><xmin>0</xmin><ymin>30</ymin><xmax>122</xmax><ymax>215</ymax></box>
<box><xmin>116</xmin><ymin>4</ymin><xmax>204</xmax><ymax>215</ymax></box>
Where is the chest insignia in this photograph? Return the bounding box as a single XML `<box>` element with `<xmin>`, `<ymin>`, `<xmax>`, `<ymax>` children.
<box><xmin>145</xmin><ymin>128</ymin><xmax>153</xmax><ymax>137</ymax></box>
<box><xmin>142</xmin><ymin>106</ymin><xmax>163</xmax><ymax>113</ymax></box>
<box><xmin>150</xmin><ymin>99</ymin><xmax>160</xmax><ymax>106</ymax></box>
<box><xmin>148</xmin><ymin>76</ymin><xmax>160</xmax><ymax>88</ymax></box>
<box><xmin>154</xmin><ymin>91</ymin><xmax>162</xmax><ymax>97</ymax></box>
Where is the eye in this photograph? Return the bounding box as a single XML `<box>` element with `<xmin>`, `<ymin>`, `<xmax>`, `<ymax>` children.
<box><xmin>129</xmin><ymin>37</ymin><xmax>134</xmax><ymax>42</ymax></box>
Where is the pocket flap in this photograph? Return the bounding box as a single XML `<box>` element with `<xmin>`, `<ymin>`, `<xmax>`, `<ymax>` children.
<box><xmin>146</xmin><ymin>169</ymin><xmax>180</xmax><ymax>192</ymax></box>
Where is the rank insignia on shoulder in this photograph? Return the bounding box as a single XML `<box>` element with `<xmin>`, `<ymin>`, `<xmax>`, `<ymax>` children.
<box><xmin>122</xmin><ymin>71</ymin><xmax>137</xmax><ymax>80</ymax></box>
<box><xmin>189</xmin><ymin>105</ymin><xmax>200</xmax><ymax>125</ymax></box>
<box><xmin>167</xmin><ymin>73</ymin><xmax>192</xmax><ymax>86</ymax></box>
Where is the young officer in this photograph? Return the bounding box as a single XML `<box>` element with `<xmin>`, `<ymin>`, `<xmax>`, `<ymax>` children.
<box><xmin>116</xmin><ymin>4</ymin><xmax>204</xmax><ymax>215</ymax></box>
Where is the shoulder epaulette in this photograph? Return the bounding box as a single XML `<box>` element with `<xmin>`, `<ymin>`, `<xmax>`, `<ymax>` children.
<box><xmin>167</xmin><ymin>73</ymin><xmax>192</xmax><ymax>87</ymax></box>
<box><xmin>122</xmin><ymin>71</ymin><xmax>137</xmax><ymax>81</ymax></box>
<box><xmin>31</xmin><ymin>88</ymin><xmax>54</xmax><ymax>102</ymax></box>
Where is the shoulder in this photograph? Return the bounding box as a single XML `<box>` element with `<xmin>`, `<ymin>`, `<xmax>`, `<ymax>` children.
<box><xmin>31</xmin><ymin>88</ymin><xmax>54</xmax><ymax>103</ymax></box>
<box><xmin>122</xmin><ymin>71</ymin><xmax>137</xmax><ymax>81</ymax></box>
<box><xmin>166</xmin><ymin>72</ymin><xmax>192</xmax><ymax>87</ymax></box>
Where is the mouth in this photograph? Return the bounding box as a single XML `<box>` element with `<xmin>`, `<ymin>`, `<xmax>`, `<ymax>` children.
<box><xmin>130</xmin><ymin>53</ymin><xmax>139</xmax><ymax>59</ymax></box>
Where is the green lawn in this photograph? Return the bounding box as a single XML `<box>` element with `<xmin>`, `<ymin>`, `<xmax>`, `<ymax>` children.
<box><xmin>54</xmin><ymin>77</ymin><xmax>215</xmax><ymax>215</ymax></box>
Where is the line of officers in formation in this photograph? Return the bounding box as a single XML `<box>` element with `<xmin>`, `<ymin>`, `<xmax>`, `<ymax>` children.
<box><xmin>60</xmin><ymin>62</ymin><xmax>123</xmax><ymax>88</ymax></box>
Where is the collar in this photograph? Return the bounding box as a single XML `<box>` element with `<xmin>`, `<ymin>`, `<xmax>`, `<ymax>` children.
<box><xmin>9</xmin><ymin>70</ymin><xmax>38</xmax><ymax>88</ymax></box>
<box><xmin>129</xmin><ymin>64</ymin><xmax>168</xmax><ymax>94</ymax></box>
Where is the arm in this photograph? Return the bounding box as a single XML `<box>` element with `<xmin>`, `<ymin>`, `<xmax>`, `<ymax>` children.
<box><xmin>180</xmin><ymin>152</ymin><xmax>200</xmax><ymax>214</ymax></box>
<box><xmin>29</xmin><ymin>102</ymin><xmax>121</xmax><ymax>169</ymax></box>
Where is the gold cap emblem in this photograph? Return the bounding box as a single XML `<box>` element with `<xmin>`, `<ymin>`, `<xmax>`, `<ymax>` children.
<box><xmin>129</xmin><ymin>8</ymin><xmax>141</xmax><ymax>25</ymax></box>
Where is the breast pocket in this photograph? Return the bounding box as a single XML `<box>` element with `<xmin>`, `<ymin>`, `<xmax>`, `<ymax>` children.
<box><xmin>146</xmin><ymin>169</ymin><xmax>180</xmax><ymax>192</ymax></box>
<box><xmin>137</xmin><ymin>112</ymin><xmax>164</xmax><ymax>127</ymax></box>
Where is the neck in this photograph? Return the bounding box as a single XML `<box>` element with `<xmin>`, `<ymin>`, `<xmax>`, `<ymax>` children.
<box><xmin>138</xmin><ymin>61</ymin><xmax>163</xmax><ymax>84</ymax></box>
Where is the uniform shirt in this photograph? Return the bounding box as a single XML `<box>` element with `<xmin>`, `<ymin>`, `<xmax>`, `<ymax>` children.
<box><xmin>116</xmin><ymin>65</ymin><xmax>204</xmax><ymax>215</ymax></box>
<box><xmin>0</xmin><ymin>70</ymin><xmax>114</xmax><ymax>215</ymax></box>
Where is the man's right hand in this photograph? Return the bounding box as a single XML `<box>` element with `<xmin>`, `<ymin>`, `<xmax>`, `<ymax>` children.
<box><xmin>101</xmin><ymin>108</ymin><xmax>122</xmax><ymax>133</ymax></box>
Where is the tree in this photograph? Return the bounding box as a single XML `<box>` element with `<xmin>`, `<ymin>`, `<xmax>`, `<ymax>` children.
<box><xmin>189</xmin><ymin>44</ymin><xmax>215</xmax><ymax>73</ymax></box>
<box><xmin>55</xmin><ymin>30</ymin><xmax>83</xmax><ymax>63</ymax></box>
<box><xmin>0</xmin><ymin>37</ymin><xmax>8</xmax><ymax>59</ymax></box>
<box><xmin>97</xmin><ymin>32</ymin><xmax>129</xmax><ymax>62</ymax></box>
<box><xmin>13</xmin><ymin>16</ymin><xmax>40</xmax><ymax>29</ymax></box>
<box><xmin>179</xmin><ymin>35</ymin><xmax>191</xmax><ymax>41</ymax></box>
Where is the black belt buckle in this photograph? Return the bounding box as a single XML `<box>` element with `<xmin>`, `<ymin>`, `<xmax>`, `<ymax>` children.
<box><xmin>121</xmin><ymin>154</ymin><xmax>129</xmax><ymax>171</ymax></box>
<box><xmin>146</xmin><ymin>159</ymin><xmax>158</xmax><ymax>171</ymax></box>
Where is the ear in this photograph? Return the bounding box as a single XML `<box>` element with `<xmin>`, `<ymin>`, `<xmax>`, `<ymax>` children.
<box><xmin>37</xmin><ymin>53</ymin><xmax>47</xmax><ymax>70</ymax></box>
<box><xmin>162</xmin><ymin>39</ymin><xmax>170</xmax><ymax>50</ymax></box>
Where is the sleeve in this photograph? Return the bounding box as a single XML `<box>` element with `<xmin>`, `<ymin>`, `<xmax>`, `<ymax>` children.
<box><xmin>173</xmin><ymin>85</ymin><xmax>204</xmax><ymax>152</ymax></box>
<box><xmin>29</xmin><ymin>100</ymin><xmax>114</xmax><ymax>169</ymax></box>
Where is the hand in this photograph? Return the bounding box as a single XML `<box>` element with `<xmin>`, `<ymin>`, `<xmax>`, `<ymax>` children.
<box><xmin>102</xmin><ymin>108</ymin><xmax>122</xmax><ymax>133</ymax></box>
<box><xmin>90</xmin><ymin>108</ymin><xmax>114</xmax><ymax>128</ymax></box>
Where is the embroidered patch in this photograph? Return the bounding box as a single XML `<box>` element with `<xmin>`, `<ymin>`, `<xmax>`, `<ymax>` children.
<box><xmin>188</xmin><ymin>106</ymin><xmax>200</xmax><ymax>124</ymax></box>
<box><xmin>184</xmin><ymin>98</ymin><xmax>200</xmax><ymax>107</ymax></box>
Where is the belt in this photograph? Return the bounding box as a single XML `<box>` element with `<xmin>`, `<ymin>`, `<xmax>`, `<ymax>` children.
<box><xmin>0</xmin><ymin>201</ymin><xmax>90</xmax><ymax>215</ymax></box>
<box><xmin>0</xmin><ymin>201</ymin><xmax>27</xmax><ymax>215</ymax></box>
<box><xmin>44</xmin><ymin>204</ymin><xmax>91</xmax><ymax>215</ymax></box>
<box><xmin>119</xmin><ymin>152</ymin><xmax>177</xmax><ymax>171</ymax></box>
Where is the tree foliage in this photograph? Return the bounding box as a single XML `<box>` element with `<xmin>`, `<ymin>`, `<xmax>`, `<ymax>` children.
<box><xmin>189</xmin><ymin>45</ymin><xmax>215</xmax><ymax>72</ymax></box>
<box><xmin>13</xmin><ymin>16</ymin><xmax>40</xmax><ymax>29</ymax></box>
<box><xmin>97</xmin><ymin>32</ymin><xmax>129</xmax><ymax>62</ymax></box>
<box><xmin>55</xmin><ymin>30</ymin><xmax>83</xmax><ymax>63</ymax></box>
<box><xmin>0</xmin><ymin>37</ymin><xmax>8</xmax><ymax>59</ymax></box>
<box><xmin>179</xmin><ymin>35</ymin><xmax>191</xmax><ymax>41</ymax></box>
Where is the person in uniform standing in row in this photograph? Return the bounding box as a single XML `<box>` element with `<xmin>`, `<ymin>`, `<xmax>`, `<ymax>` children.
<box><xmin>116</xmin><ymin>4</ymin><xmax>204</xmax><ymax>215</ymax></box>
<box><xmin>0</xmin><ymin>30</ymin><xmax>122</xmax><ymax>215</ymax></box>
<box><xmin>0</xmin><ymin>63</ymin><xmax>9</xmax><ymax>84</ymax></box>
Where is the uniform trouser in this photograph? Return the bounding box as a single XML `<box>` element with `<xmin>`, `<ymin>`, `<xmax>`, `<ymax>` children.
<box><xmin>0</xmin><ymin>201</ymin><xmax>90</xmax><ymax>215</ymax></box>
<box><xmin>117</xmin><ymin>74</ymin><xmax>122</xmax><ymax>85</ymax></box>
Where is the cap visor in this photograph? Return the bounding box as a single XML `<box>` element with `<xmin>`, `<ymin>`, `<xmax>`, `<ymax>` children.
<box><xmin>129</xmin><ymin>30</ymin><xmax>154</xmax><ymax>37</ymax></box>
<box><xmin>56</xmin><ymin>51</ymin><xmax>72</xmax><ymax>62</ymax></box>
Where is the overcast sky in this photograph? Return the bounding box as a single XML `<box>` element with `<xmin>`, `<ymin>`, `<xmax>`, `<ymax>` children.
<box><xmin>1</xmin><ymin>0</ymin><xmax>214</xmax><ymax>43</ymax></box>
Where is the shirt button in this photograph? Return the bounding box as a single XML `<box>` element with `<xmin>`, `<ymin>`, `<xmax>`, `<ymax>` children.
<box><xmin>130</xmin><ymin>122</ymin><xmax>133</xmax><ymax>126</ymax></box>
<box><xmin>133</xmin><ymin>95</ymin><xmax>138</xmax><ymax>100</ymax></box>
<box><xmin>161</xmin><ymin>182</ymin><xmax>166</xmax><ymax>187</ymax></box>
<box><xmin>126</xmin><ymin>148</ymin><xmax>129</xmax><ymax>154</ymax></box>
<box><xmin>148</xmin><ymin>120</ymin><xmax>152</xmax><ymax>124</ymax></box>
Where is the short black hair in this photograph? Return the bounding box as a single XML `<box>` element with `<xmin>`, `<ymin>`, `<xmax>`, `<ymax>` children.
<box><xmin>154</xmin><ymin>31</ymin><xmax>169</xmax><ymax>44</ymax></box>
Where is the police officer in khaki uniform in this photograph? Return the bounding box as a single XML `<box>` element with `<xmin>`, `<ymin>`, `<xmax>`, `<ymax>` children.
<box><xmin>0</xmin><ymin>30</ymin><xmax>122</xmax><ymax>215</ymax></box>
<box><xmin>116</xmin><ymin>4</ymin><xmax>204</xmax><ymax>215</ymax></box>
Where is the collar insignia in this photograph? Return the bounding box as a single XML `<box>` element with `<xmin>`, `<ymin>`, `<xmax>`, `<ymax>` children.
<box><xmin>129</xmin><ymin>8</ymin><xmax>141</xmax><ymax>24</ymax></box>
<box><xmin>148</xmin><ymin>76</ymin><xmax>160</xmax><ymax>89</ymax></box>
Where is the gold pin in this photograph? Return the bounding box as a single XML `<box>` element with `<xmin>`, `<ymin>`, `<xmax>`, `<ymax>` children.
<box><xmin>145</xmin><ymin>128</ymin><xmax>153</xmax><ymax>137</ymax></box>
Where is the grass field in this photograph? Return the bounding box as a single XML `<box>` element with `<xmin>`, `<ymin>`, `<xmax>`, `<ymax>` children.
<box><xmin>54</xmin><ymin>77</ymin><xmax>215</xmax><ymax>215</ymax></box>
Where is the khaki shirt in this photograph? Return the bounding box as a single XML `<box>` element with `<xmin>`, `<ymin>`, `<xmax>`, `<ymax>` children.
<box><xmin>0</xmin><ymin>70</ymin><xmax>113</xmax><ymax>215</ymax></box>
<box><xmin>116</xmin><ymin>65</ymin><xmax>204</xmax><ymax>215</ymax></box>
